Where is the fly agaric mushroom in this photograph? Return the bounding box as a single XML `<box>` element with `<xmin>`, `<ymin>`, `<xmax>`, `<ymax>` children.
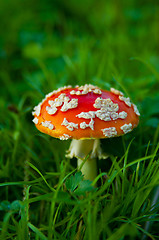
<box><xmin>32</xmin><ymin>84</ymin><xmax>140</xmax><ymax>182</ymax></box>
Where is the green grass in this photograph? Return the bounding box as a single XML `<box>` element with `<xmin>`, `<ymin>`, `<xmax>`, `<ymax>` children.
<box><xmin>0</xmin><ymin>0</ymin><xmax>159</xmax><ymax>239</ymax></box>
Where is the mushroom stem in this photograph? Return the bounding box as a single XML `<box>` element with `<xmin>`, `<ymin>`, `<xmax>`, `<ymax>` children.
<box><xmin>77</xmin><ymin>157</ymin><xmax>97</xmax><ymax>182</ymax></box>
<box><xmin>66</xmin><ymin>139</ymin><xmax>106</xmax><ymax>183</ymax></box>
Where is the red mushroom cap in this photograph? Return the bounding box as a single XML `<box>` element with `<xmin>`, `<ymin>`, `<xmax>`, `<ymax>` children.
<box><xmin>32</xmin><ymin>84</ymin><xmax>140</xmax><ymax>140</ymax></box>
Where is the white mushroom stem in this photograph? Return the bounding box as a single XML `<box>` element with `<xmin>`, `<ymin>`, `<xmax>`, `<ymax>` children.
<box><xmin>77</xmin><ymin>157</ymin><xmax>97</xmax><ymax>182</ymax></box>
<box><xmin>66</xmin><ymin>139</ymin><xmax>107</xmax><ymax>183</ymax></box>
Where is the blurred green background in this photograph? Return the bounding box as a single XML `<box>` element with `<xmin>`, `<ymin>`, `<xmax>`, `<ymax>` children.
<box><xmin>0</xmin><ymin>0</ymin><xmax>159</xmax><ymax>239</ymax></box>
<box><xmin>0</xmin><ymin>0</ymin><xmax>159</xmax><ymax>101</ymax></box>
